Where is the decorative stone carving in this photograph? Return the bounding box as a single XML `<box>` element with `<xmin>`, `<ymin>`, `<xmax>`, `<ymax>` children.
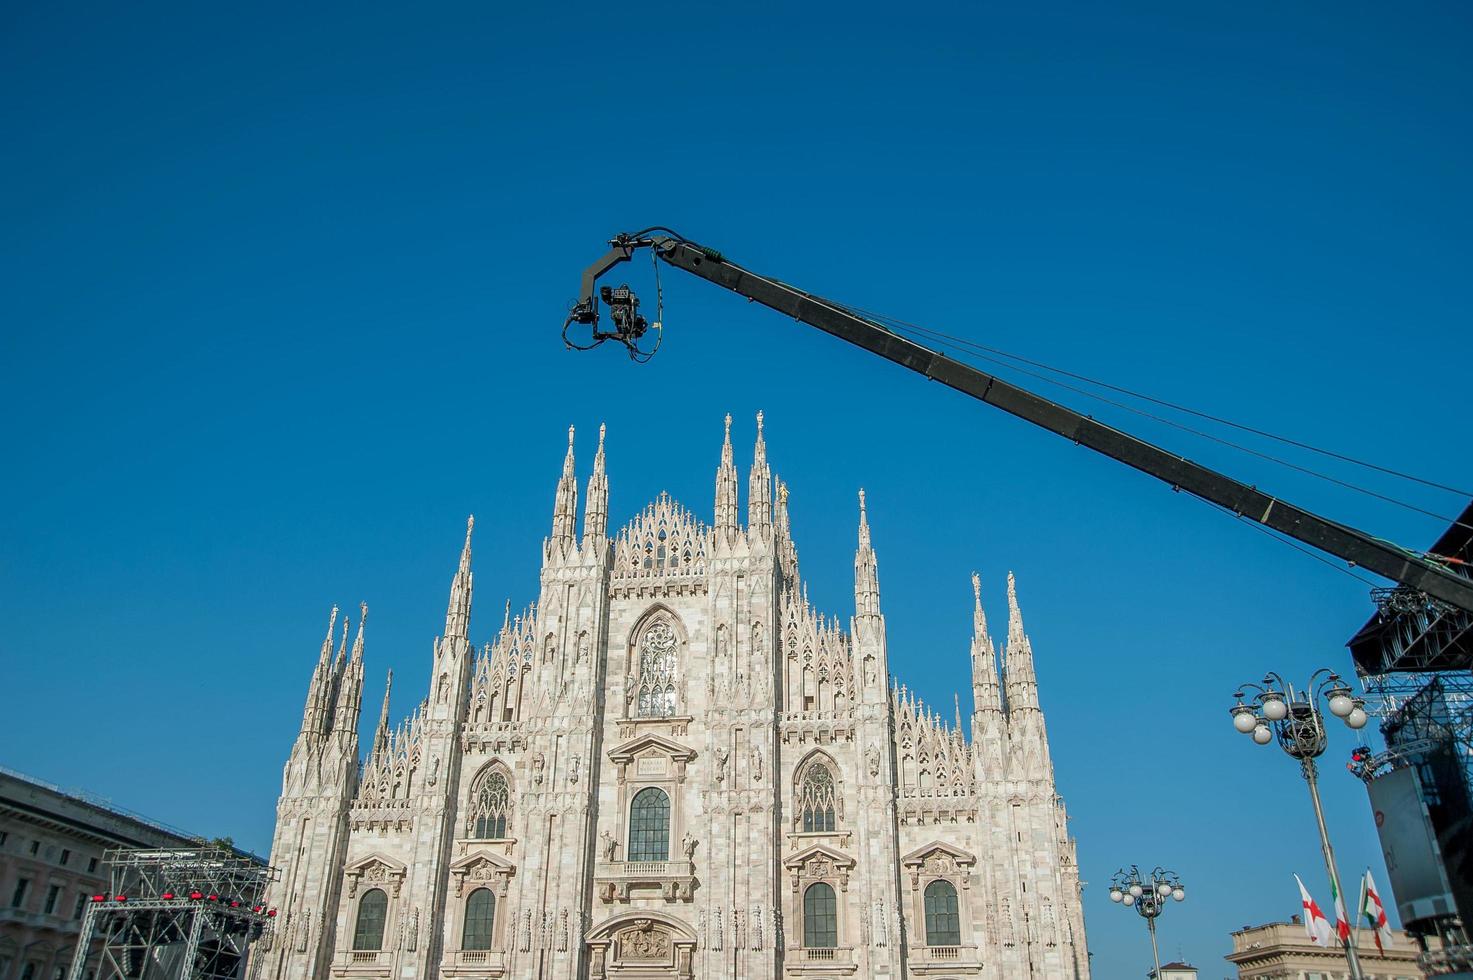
<box><xmin>617</xmin><ymin>919</ymin><xmax>672</xmax><ymax>960</ymax></box>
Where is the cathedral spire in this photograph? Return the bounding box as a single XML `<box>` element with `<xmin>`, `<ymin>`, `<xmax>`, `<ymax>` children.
<box><xmin>1004</xmin><ymin>571</ymin><xmax>1039</xmax><ymax>713</ymax></box>
<box><xmin>971</xmin><ymin>572</ymin><xmax>1003</xmax><ymax>714</ymax></box>
<box><xmin>301</xmin><ymin>605</ymin><xmax>339</xmax><ymax>736</ymax></box>
<box><xmin>332</xmin><ymin>604</ymin><xmax>366</xmax><ymax>734</ymax></box>
<box><xmin>351</xmin><ymin>602</ymin><xmax>367</xmax><ymax>662</ymax></box>
<box><xmin>550</xmin><ymin>425</ymin><xmax>579</xmax><ymax>553</ymax></box>
<box><xmin>583</xmin><ymin>423</ymin><xmax>608</xmax><ymax>546</ymax></box>
<box><xmin>714</xmin><ymin>413</ymin><xmax>739</xmax><ymax>541</ymax></box>
<box><xmin>747</xmin><ymin>411</ymin><xmax>772</xmax><ymax>537</ymax></box>
<box><xmin>854</xmin><ymin>489</ymin><xmax>881</xmax><ymax>620</ymax></box>
<box><xmin>370</xmin><ymin>669</ymin><xmax>393</xmax><ymax>760</ymax></box>
<box><xmin>443</xmin><ymin>516</ymin><xmax>474</xmax><ymax>641</ymax></box>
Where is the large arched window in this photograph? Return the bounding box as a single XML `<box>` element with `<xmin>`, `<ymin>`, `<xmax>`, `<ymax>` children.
<box><xmin>798</xmin><ymin>762</ymin><xmax>838</xmax><ymax>832</ymax></box>
<box><xmin>461</xmin><ymin>888</ymin><xmax>496</xmax><ymax>951</ymax></box>
<box><xmin>923</xmin><ymin>879</ymin><xmax>961</xmax><ymax>946</ymax></box>
<box><xmin>353</xmin><ymin>889</ymin><xmax>387</xmax><ymax>951</ymax></box>
<box><xmin>803</xmin><ymin>883</ymin><xmax>838</xmax><ymax>949</ymax></box>
<box><xmin>636</xmin><ymin>621</ymin><xmax>678</xmax><ymax>718</ymax></box>
<box><xmin>627</xmin><ymin>787</ymin><xmax>670</xmax><ymax>862</ymax></box>
<box><xmin>469</xmin><ymin>769</ymin><xmax>511</xmax><ymax>839</ymax></box>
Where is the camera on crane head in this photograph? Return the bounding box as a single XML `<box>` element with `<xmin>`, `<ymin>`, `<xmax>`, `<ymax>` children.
<box><xmin>598</xmin><ymin>284</ymin><xmax>647</xmax><ymax>343</ymax></box>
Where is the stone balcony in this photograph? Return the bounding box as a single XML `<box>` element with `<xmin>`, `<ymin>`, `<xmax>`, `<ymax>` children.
<box><xmin>786</xmin><ymin>946</ymin><xmax>857</xmax><ymax>975</ymax></box>
<box><xmin>593</xmin><ymin>860</ymin><xmax>696</xmax><ymax>902</ymax></box>
<box><xmin>331</xmin><ymin>949</ymin><xmax>394</xmax><ymax>978</ymax></box>
<box><xmin>909</xmin><ymin>944</ymin><xmax>983</xmax><ymax>974</ymax></box>
<box><xmin>441</xmin><ymin>949</ymin><xmax>507</xmax><ymax>977</ymax></box>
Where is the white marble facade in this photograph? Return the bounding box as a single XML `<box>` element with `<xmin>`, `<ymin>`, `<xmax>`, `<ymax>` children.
<box><xmin>257</xmin><ymin>415</ymin><xmax>1089</xmax><ymax>980</ymax></box>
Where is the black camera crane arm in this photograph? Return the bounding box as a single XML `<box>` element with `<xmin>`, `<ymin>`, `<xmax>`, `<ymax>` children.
<box><xmin>567</xmin><ymin>232</ymin><xmax>1473</xmax><ymax>616</ymax></box>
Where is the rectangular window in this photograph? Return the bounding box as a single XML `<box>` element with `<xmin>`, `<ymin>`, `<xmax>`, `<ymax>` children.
<box><xmin>0</xmin><ymin>831</ymin><xmax>8</xmax><ymax>846</ymax></box>
<box><xmin>51</xmin><ymin>967</ymin><xmax>64</xmax><ymax>980</ymax></box>
<box><xmin>74</xmin><ymin>893</ymin><xmax>88</xmax><ymax>919</ymax></box>
<box><xmin>44</xmin><ymin>885</ymin><xmax>61</xmax><ymax>914</ymax></box>
<box><xmin>12</xmin><ymin>878</ymin><xmax>31</xmax><ymax>908</ymax></box>
<box><xmin>87</xmin><ymin>857</ymin><xmax>98</xmax><ymax>873</ymax></box>
<box><xmin>60</xmin><ymin>849</ymin><xmax>70</xmax><ymax>866</ymax></box>
<box><xmin>29</xmin><ymin>840</ymin><xmax>40</xmax><ymax>855</ymax></box>
<box><xmin>21</xmin><ymin>962</ymin><xmax>37</xmax><ymax>980</ymax></box>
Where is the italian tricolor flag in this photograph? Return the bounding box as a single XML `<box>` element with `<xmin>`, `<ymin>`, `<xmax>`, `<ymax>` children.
<box><xmin>1330</xmin><ymin>877</ymin><xmax>1353</xmax><ymax>943</ymax></box>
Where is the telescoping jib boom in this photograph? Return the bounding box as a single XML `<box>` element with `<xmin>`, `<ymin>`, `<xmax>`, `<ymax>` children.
<box><xmin>562</xmin><ymin>229</ymin><xmax>1473</xmax><ymax>616</ymax></box>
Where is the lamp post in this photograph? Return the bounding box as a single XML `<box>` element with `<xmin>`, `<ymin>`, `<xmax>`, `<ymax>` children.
<box><xmin>1229</xmin><ymin>669</ymin><xmax>1369</xmax><ymax>980</ymax></box>
<box><xmin>1108</xmin><ymin>865</ymin><xmax>1184</xmax><ymax>979</ymax></box>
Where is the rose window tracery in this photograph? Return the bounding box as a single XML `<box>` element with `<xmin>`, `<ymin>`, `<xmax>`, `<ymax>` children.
<box><xmin>636</xmin><ymin>622</ymin><xmax>679</xmax><ymax>718</ymax></box>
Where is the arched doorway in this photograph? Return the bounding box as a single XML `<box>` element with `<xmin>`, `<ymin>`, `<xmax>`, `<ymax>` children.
<box><xmin>585</xmin><ymin>911</ymin><xmax>695</xmax><ymax>980</ymax></box>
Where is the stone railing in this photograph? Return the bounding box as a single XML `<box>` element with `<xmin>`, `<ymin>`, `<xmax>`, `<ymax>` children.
<box><xmin>788</xmin><ymin>946</ymin><xmax>856</xmax><ymax>973</ymax></box>
<box><xmin>910</xmin><ymin>944</ymin><xmax>981</xmax><ymax>972</ymax></box>
<box><xmin>593</xmin><ymin>859</ymin><xmax>696</xmax><ymax>902</ymax></box>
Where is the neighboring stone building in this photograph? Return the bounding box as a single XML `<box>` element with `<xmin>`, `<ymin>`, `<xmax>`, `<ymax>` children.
<box><xmin>1226</xmin><ymin>919</ymin><xmax>1429</xmax><ymax>979</ymax></box>
<box><xmin>257</xmin><ymin>415</ymin><xmax>1090</xmax><ymax>980</ymax></box>
<box><xmin>1151</xmin><ymin>961</ymin><xmax>1196</xmax><ymax>980</ymax></box>
<box><xmin>0</xmin><ymin>767</ymin><xmax>201</xmax><ymax>980</ymax></box>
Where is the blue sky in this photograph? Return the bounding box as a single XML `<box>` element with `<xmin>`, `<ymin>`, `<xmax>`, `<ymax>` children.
<box><xmin>3</xmin><ymin>2</ymin><xmax>1470</xmax><ymax>976</ymax></box>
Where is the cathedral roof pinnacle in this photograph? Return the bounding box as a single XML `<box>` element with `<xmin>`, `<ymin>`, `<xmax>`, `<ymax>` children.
<box><xmin>320</xmin><ymin>605</ymin><xmax>339</xmax><ymax>664</ymax></box>
<box><xmin>351</xmin><ymin>603</ymin><xmax>367</xmax><ymax>662</ymax></box>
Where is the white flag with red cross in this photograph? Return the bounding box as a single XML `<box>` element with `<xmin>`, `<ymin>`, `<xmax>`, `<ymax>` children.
<box><xmin>1362</xmin><ymin>869</ymin><xmax>1394</xmax><ymax>954</ymax></box>
<box><xmin>1294</xmin><ymin>874</ymin><xmax>1336</xmax><ymax>947</ymax></box>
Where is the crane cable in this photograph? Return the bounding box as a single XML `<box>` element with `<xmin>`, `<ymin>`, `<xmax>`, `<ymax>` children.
<box><xmin>847</xmin><ymin>304</ymin><xmax>1473</xmax><ymax>500</ymax></box>
<box><xmin>872</xmin><ymin>317</ymin><xmax>1473</xmax><ymax>535</ymax></box>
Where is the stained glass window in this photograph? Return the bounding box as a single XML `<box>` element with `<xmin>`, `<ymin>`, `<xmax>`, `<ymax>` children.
<box><xmin>353</xmin><ymin>889</ymin><xmax>387</xmax><ymax>950</ymax></box>
<box><xmin>462</xmin><ymin>888</ymin><xmax>496</xmax><ymax>950</ymax></box>
<box><xmin>803</xmin><ymin>883</ymin><xmax>838</xmax><ymax>949</ymax></box>
<box><xmin>636</xmin><ymin>622</ymin><xmax>678</xmax><ymax>718</ymax></box>
<box><xmin>924</xmin><ymin>879</ymin><xmax>961</xmax><ymax>946</ymax></box>
<box><xmin>799</xmin><ymin>763</ymin><xmax>837</xmax><ymax>832</ymax></box>
<box><xmin>470</xmin><ymin>770</ymin><xmax>511</xmax><ymax>839</ymax></box>
<box><xmin>627</xmin><ymin>787</ymin><xmax>670</xmax><ymax>862</ymax></box>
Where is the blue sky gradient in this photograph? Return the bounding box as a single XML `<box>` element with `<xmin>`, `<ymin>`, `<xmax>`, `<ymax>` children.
<box><xmin>3</xmin><ymin>3</ymin><xmax>1471</xmax><ymax>976</ymax></box>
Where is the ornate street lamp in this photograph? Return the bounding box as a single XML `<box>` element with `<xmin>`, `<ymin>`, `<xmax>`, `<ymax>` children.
<box><xmin>1229</xmin><ymin>669</ymin><xmax>1368</xmax><ymax>980</ymax></box>
<box><xmin>1108</xmin><ymin>865</ymin><xmax>1184</xmax><ymax>978</ymax></box>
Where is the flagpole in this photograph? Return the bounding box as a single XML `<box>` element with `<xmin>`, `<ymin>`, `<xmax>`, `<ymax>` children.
<box><xmin>1303</xmin><ymin>757</ymin><xmax>1365</xmax><ymax>980</ymax></box>
<box><xmin>1354</xmin><ymin>869</ymin><xmax>1367</xmax><ymax>951</ymax></box>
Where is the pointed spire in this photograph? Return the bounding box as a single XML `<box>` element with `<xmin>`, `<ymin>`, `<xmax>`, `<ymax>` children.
<box><xmin>1004</xmin><ymin>571</ymin><xmax>1039</xmax><ymax>712</ymax></box>
<box><xmin>443</xmin><ymin>516</ymin><xmax>474</xmax><ymax>641</ymax></box>
<box><xmin>583</xmin><ymin>423</ymin><xmax>608</xmax><ymax>546</ymax></box>
<box><xmin>775</xmin><ymin>478</ymin><xmax>791</xmax><ymax>534</ymax></box>
<box><xmin>371</xmin><ymin>669</ymin><xmax>393</xmax><ymax>760</ymax></box>
<box><xmin>747</xmin><ymin>411</ymin><xmax>772</xmax><ymax>535</ymax></box>
<box><xmin>714</xmin><ymin>413</ymin><xmax>739</xmax><ymax>539</ymax></box>
<box><xmin>551</xmin><ymin>425</ymin><xmax>579</xmax><ymax>552</ymax></box>
<box><xmin>854</xmin><ymin>489</ymin><xmax>881</xmax><ymax>620</ymax></box>
<box><xmin>971</xmin><ymin>572</ymin><xmax>1003</xmax><ymax>713</ymax></box>
<box><xmin>302</xmin><ymin>605</ymin><xmax>340</xmax><ymax>736</ymax></box>
<box><xmin>334</xmin><ymin>615</ymin><xmax>350</xmax><ymax>670</ymax></box>
<box><xmin>954</xmin><ymin>693</ymin><xmax>963</xmax><ymax>732</ymax></box>
<box><xmin>352</xmin><ymin>602</ymin><xmax>368</xmax><ymax>662</ymax></box>
<box><xmin>320</xmin><ymin>605</ymin><xmax>339</xmax><ymax>665</ymax></box>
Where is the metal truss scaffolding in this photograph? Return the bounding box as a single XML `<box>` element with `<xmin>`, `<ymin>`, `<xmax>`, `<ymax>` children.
<box><xmin>66</xmin><ymin>848</ymin><xmax>279</xmax><ymax>980</ymax></box>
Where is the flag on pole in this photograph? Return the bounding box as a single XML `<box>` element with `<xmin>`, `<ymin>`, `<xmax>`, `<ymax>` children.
<box><xmin>1294</xmin><ymin>874</ymin><xmax>1336</xmax><ymax>947</ymax></box>
<box><xmin>1362</xmin><ymin>870</ymin><xmax>1394</xmax><ymax>954</ymax></box>
<box><xmin>1330</xmin><ymin>876</ymin><xmax>1353</xmax><ymax>942</ymax></box>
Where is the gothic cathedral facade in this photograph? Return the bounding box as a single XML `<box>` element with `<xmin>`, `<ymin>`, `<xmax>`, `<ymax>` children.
<box><xmin>258</xmin><ymin>415</ymin><xmax>1089</xmax><ymax>980</ymax></box>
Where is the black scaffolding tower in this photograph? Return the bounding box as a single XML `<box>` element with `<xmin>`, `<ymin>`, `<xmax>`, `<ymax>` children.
<box><xmin>66</xmin><ymin>848</ymin><xmax>279</xmax><ymax>980</ymax></box>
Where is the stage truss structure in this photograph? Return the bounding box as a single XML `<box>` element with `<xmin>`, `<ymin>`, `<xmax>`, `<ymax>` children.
<box><xmin>66</xmin><ymin>848</ymin><xmax>279</xmax><ymax>980</ymax></box>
